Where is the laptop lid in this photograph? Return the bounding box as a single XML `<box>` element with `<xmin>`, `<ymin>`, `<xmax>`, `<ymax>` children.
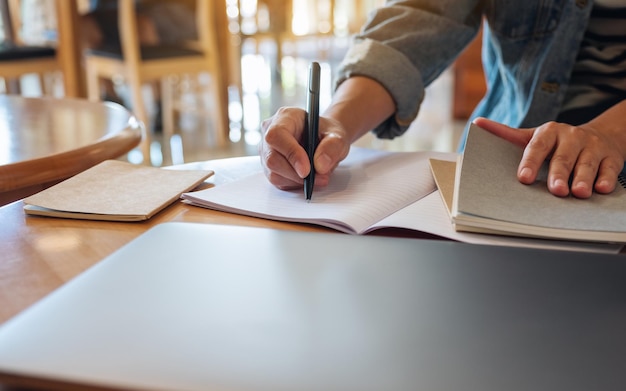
<box><xmin>0</xmin><ymin>222</ymin><xmax>625</xmax><ymax>390</ymax></box>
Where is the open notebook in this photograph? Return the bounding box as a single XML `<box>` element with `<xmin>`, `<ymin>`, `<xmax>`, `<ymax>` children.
<box><xmin>452</xmin><ymin>124</ymin><xmax>626</xmax><ymax>243</ymax></box>
<box><xmin>0</xmin><ymin>222</ymin><xmax>625</xmax><ymax>391</ymax></box>
<box><xmin>182</xmin><ymin>147</ymin><xmax>622</xmax><ymax>254</ymax></box>
<box><xmin>184</xmin><ymin>147</ymin><xmax>453</xmax><ymax>235</ymax></box>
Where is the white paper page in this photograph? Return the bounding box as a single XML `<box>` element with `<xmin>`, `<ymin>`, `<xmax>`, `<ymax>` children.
<box><xmin>182</xmin><ymin>148</ymin><xmax>456</xmax><ymax>234</ymax></box>
<box><xmin>369</xmin><ymin>191</ymin><xmax>623</xmax><ymax>254</ymax></box>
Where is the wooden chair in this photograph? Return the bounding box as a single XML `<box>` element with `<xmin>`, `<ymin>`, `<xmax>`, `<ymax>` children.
<box><xmin>230</xmin><ymin>0</ymin><xmax>336</xmax><ymax>125</ymax></box>
<box><xmin>0</xmin><ymin>0</ymin><xmax>82</xmax><ymax>97</ymax></box>
<box><xmin>237</xmin><ymin>0</ymin><xmax>336</xmax><ymax>78</ymax></box>
<box><xmin>83</xmin><ymin>0</ymin><xmax>228</xmax><ymax>164</ymax></box>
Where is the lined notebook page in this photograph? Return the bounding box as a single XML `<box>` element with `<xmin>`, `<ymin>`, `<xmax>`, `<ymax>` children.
<box><xmin>182</xmin><ymin>148</ymin><xmax>455</xmax><ymax>234</ymax></box>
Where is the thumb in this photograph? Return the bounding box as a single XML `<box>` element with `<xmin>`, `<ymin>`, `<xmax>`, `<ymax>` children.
<box><xmin>314</xmin><ymin>134</ymin><xmax>350</xmax><ymax>175</ymax></box>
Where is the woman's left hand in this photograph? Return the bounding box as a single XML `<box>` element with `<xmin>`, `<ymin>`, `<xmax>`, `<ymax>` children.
<box><xmin>473</xmin><ymin>117</ymin><xmax>625</xmax><ymax>198</ymax></box>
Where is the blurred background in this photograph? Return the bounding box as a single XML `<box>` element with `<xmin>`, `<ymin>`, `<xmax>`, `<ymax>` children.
<box><xmin>0</xmin><ymin>0</ymin><xmax>486</xmax><ymax>166</ymax></box>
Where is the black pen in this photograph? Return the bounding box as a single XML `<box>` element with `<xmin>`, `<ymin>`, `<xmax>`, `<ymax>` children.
<box><xmin>304</xmin><ymin>62</ymin><xmax>320</xmax><ymax>201</ymax></box>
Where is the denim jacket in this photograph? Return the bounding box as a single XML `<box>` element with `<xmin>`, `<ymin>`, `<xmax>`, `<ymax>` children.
<box><xmin>335</xmin><ymin>0</ymin><xmax>594</xmax><ymax>149</ymax></box>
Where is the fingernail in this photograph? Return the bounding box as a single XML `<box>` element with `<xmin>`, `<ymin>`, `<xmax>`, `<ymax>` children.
<box><xmin>575</xmin><ymin>181</ymin><xmax>589</xmax><ymax>191</ymax></box>
<box><xmin>596</xmin><ymin>179</ymin><xmax>610</xmax><ymax>191</ymax></box>
<box><xmin>294</xmin><ymin>160</ymin><xmax>307</xmax><ymax>178</ymax></box>
<box><xmin>519</xmin><ymin>167</ymin><xmax>532</xmax><ymax>180</ymax></box>
<box><xmin>317</xmin><ymin>153</ymin><xmax>332</xmax><ymax>174</ymax></box>
<box><xmin>553</xmin><ymin>178</ymin><xmax>568</xmax><ymax>189</ymax></box>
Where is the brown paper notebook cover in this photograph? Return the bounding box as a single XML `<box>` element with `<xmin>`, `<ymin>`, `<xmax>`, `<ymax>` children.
<box><xmin>23</xmin><ymin>160</ymin><xmax>213</xmax><ymax>222</ymax></box>
<box><xmin>428</xmin><ymin>158</ymin><xmax>458</xmax><ymax>215</ymax></box>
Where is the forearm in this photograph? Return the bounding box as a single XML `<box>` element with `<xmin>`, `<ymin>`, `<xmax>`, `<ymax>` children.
<box><xmin>323</xmin><ymin>76</ymin><xmax>396</xmax><ymax>143</ymax></box>
<box><xmin>582</xmin><ymin>100</ymin><xmax>626</xmax><ymax>161</ymax></box>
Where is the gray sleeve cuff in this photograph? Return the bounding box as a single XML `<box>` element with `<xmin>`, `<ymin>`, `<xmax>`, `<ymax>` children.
<box><xmin>335</xmin><ymin>38</ymin><xmax>425</xmax><ymax>139</ymax></box>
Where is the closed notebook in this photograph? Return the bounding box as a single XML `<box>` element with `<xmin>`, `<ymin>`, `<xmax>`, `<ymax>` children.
<box><xmin>23</xmin><ymin>160</ymin><xmax>213</xmax><ymax>222</ymax></box>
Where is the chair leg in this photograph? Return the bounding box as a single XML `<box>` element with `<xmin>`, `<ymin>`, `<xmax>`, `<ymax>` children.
<box><xmin>160</xmin><ymin>75</ymin><xmax>177</xmax><ymax>163</ymax></box>
<box><xmin>40</xmin><ymin>72</ymin><xmax>61</xmax><ymax>96</ymax></box>
<box><xmin>5</xmin><ymin>77</ymin><xmax>21</xmax><ymax>94</ymax></box>
<box><xmin>211</xmin><ymin>72</ymin><xmax>229</xmax><ymax>148</ymax></box>
<box><xmin>161</xmin><ymin>76</ymin><xmax>175</xmax><ymax>145</ymax></box>
<box><xmin>203</xmin><ymin>54</ymin><xmax>229</xmax><ymax>148</ymax></box>
<box><xmin>85</xmin><ymin>61</ymin><xmax>102</xmax><ymax>101</ymax></box>
<box><xmin>38</xmin><ymin>74</ymin><xmax>47</xmax><ymax>95</ymax></box>
<box><xmin>127</xmin><ymin>78</ymin><xmax>152</xmax><ymax>164</ymax></box>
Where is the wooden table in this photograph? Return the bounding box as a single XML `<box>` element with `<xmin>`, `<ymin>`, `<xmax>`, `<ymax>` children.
<box><xmin>0</xmin><ymin>156</ymin><xmax>331</xmax><ymax>325</ymax></box>
<box><xmin>2</xmin><ymin>154</ymin><xmax>626</xmax><ymax>391</ymax></box>
<box><xmin>0</xmin><ymin>95</ymin><xmax>143</xmax><ymax>206</ymax></box>
<box><xmin>2</xmin><ymin>151</ymin><xmax>625</xmax><ymax>325</ymax></box>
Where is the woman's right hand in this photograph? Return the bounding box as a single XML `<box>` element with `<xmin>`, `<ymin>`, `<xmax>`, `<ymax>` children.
<box><xmin>259</xmin><ymin>107</ymin><xmax>351</xmax><ymax>190</ymax></box>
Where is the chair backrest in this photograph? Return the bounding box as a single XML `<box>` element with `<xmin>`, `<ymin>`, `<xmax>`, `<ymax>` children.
<box><xmin>195</xmin><ymin>0</ymin><xmax>223</xmax><ymax>89</ymax></box>
<box><xmin>0</xmin><ymin>0</ymin><xmax>83</xmax><ymax>97</ymax></box>
<box><xmin>6</xmin><ymin>0</ymin><xmax>21</xmax><ymax>43</ymax></box>
<box><xmin>117</xmin><ymin>0</ymin><xmax>141</xmax><ymax>72</ymax></box>
<box><xmin>116</xmin><ymin>0</ymin><xmax>221</xmax><ymax>78</ymax></box>
<box><xmin>53</xmin><ymin>0</ymin><xmax>82</xmax><ymax>97</ymax></box>
<box><xmin>1</xmin><ymin>0</ymin><xmax>13</xmax><ymax>42</ymax></box>
<box><xmin>7</xmin><ymin>0</ymin><xmax>58</xmax><ymax>46</ymax></box>
<box><xmin>84</xmin><ymin>0</ymin><xmax>228</xmax><ymax>161</ymax></box>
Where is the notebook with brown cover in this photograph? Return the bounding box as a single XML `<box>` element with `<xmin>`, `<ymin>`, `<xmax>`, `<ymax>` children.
<box><xmin>23</xmin><ymin>160</ymin><xmax>213</xmax><ymax>222</ymax></box>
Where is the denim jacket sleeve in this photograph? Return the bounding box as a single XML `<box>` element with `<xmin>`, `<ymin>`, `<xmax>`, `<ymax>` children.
<box><xmin>335</xmin><ymin>0</ymin><xmax>483</xmax><ymax>139</ymax></box>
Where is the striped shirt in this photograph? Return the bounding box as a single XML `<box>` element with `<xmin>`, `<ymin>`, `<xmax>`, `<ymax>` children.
<box><xmin>560</xmin><ymin>0</ymin><xmax>626</xmax><ymax>113</ymax></box>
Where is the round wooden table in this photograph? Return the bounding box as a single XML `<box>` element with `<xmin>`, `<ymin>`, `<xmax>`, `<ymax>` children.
<box><xmin>0</xmin><ymin>95</ymin><xmax>143</xmax><ymax>206</ymax></box>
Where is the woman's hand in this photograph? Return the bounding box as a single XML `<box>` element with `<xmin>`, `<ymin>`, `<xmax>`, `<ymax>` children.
<box><xmin>259</xmin><ymin>107</ymin><xmax>351</xmax><ymax>190</ymax></box>
<box><xmin>474</xmin><ymin>117</ymin><xmax>625</xmax><ymax>198</ymax></box>
<box><xmin>258</xmin><ymin>77</ymin><xmax>397</xmax><ymax>190</ymax></box>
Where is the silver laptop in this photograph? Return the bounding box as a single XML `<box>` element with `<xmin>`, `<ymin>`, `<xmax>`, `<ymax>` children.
<box><xmin>0</xmin><ymin>222</ymin><xmax>625</xmax><ymax>391</ymax></box>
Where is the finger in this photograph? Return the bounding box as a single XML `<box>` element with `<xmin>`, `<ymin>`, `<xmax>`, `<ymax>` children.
<box><xmin>594</xmin><ymin>158</ymin><xmax>622</xmax><ymax>194</ymax></box>
<box><xmin>473</xmin><ymin>117</ymin><xmax>545</xmax><ymax>184</ymax></box>
<box><xmin>312</xmin><ymin>172</ymin><xmax>331</xmax><ymax>188</ymax></box>
<box><xmin>261</xmin><ymin>148</ymin><xmax>305</xmax><ymax>189</ymax></box>
<box><xmin>544</xmin><ymin>129</ymin><xmax>583</xmax><ymax>197</ymax></box>
<box><xmin>264</xmin><ymin>171</ymin><xmax>303</xmax><ymax>190</ymax></box>
<box><xmin>472</xmin><ymin>117</ymin><xmax>533</xmax><ymax>147</ymax></box>
<box><xmin>570</xmin><ymin>150</ymin><xmax>600</xmax><ymax>199</ymax></box>
<box><xmin>519</xmin><ymin>123</ymin><xmax>560</xmax><ymax>187</ymax></box>
<box><xmin>262</xmin><ymin>108</ymin><xmax>310</xmax><ymax>179</ymax></box>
